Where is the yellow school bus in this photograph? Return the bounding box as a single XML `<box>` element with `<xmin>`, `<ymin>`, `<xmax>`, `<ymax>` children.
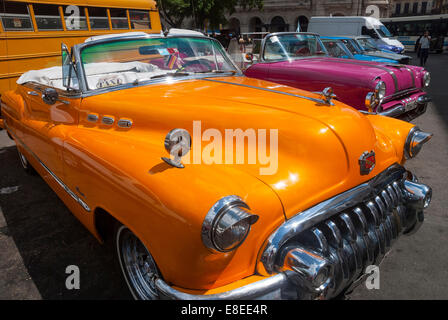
<box><xmin>0</xmin><ymin>0</ymin><xmax>162</xmax><ymax>96</ymax></box>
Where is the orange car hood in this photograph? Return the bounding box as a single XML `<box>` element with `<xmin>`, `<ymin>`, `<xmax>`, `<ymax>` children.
<box><xmin>81</xmin><ymin>76</ymin><xmax>399</xmax><ymax>219</ymax></box>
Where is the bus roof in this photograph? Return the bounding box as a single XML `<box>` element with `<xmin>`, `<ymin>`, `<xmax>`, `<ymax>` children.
<box><xmin>381</xmin><ymin>14</ymin><xmax>448</xmax><ymax>22</ymax></box>
<box><xmin>7</xmin><ymin>0</ymin><xmax>157</xmax><ymax>10</ymax></box>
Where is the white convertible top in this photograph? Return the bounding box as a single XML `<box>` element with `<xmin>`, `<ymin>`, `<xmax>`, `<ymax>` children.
<box><xmin>17</xmin><ymin>61</ymin><xmax>166</xmax><ymax>90</ymax></box>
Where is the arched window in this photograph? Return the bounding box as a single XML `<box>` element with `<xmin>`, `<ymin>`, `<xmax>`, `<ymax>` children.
<box><xmin>249</xmin><ymin>17</ymin><xmax>263</xmax><ymax>32</ymax></box>
<box><xmin>228</xmin><ymin>17</ymin><xmax>240</xmax><ymax>34</ymax></box>
<box><xmin>270</xmin><ymin>16</ymin><xmax>288</xmax><ymax>32</ymax></box>
<box><xmin>296</xmin><ymin>15</ymin><xmax>309</xmax><ymax>32</ymax></box>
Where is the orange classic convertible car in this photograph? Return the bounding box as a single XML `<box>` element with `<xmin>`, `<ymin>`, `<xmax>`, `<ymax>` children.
<box><xmin>0</xmin><ymin>30</ymin><xmax>433</xmax><ymax>300</ymax></box>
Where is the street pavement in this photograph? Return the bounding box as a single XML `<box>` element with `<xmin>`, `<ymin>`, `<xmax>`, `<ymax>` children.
<box><xmin>0</xmin><ymin>53</ymin><xmax>447</xmax><ymax>300</ymax></box>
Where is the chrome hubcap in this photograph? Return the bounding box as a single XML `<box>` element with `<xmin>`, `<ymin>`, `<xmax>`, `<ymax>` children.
<box><xmin>117</xmin><ymin>226</ymin><xmax>160</xmax><ymax>300</ymax></box>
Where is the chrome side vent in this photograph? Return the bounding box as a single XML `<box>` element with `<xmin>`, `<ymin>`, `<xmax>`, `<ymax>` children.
<box><xmin>102</xmin><ymin>116</ymin><xmax>115</xmax><ymax>125</ymax></box>
<box><xmin>87</xmin><ymin>114</ymin><xmax>98</xmax><ymax>122</ymax></box>
<box><xmin>117</xmin><ymin>119</ymin><xmax>133</xmax><ymax>128</ymax></box>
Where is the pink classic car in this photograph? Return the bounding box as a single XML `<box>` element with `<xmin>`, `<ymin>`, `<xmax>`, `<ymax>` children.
<box><xmin>244</xmin><ymin>32</ymin><xmax>431</xmax><ymax>121</ymax></box>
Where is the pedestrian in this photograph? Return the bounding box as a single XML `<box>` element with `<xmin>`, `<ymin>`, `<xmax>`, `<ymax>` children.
<box><xmin>418</xmin><ymin>31</ymin><xmax>431</xmax><ymax>67</ymax></box>
<box><xmin>415</xmin><ymin>35</ymin><xmax>422</xmax><ymax>58</ymax></box>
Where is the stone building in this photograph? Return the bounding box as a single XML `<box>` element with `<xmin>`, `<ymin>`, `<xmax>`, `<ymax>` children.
<box><xmin>226</xmin><ymin>0</ymin><xmax>391</xmax><ymax>33</ymax></box>
<box><xmin>389</xmin><ymin>0</ymin><xmax>435</xmax><ymax>16</ymax></box>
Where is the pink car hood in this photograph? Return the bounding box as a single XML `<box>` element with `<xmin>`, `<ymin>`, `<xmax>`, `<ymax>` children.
<box><xmin>245</xmin><ymin>56</ymin><xmax>424</xmax><ymax>110</ymax></box>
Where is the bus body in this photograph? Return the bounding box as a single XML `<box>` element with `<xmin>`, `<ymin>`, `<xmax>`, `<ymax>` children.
<box><xmin>308</xmin><ymin>16</ymin><xmax>405</xmax><ymax>53</ymax></box>
<box><xmin>381</xmin><ymin>15</ymin><xmax>448</xmax><ymax>53</ymax></box>
<box><xmin>0</xmin><ymin>0</ymin><xmax>162</xmax><ymax>96</ymax></box>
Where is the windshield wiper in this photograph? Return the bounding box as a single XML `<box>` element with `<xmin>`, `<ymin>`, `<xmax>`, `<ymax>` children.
<box><xmin>150</xmin><ymin>72</ymin><xmax>190</xmax><ymax>79</ymax></box>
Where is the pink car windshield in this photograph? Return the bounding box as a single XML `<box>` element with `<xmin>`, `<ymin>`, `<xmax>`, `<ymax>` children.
<box><xmin>263</xmin><ymin>34</ymin><xmax>327</xmax><ymax>61</ymax></box>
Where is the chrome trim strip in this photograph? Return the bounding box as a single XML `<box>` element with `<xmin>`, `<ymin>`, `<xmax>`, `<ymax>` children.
<box><xmin>260</xmin><ymin>164</ymin><xmax>406</xmax><ymax>274</ymax></box>
<box><xmin>403</xmin><ymin>66</ymin><xmax>415</xmax><ymax>87</ymax></box>
<box><xmin>155</xmin><ymin>271</ymin><xmax>292</xmax><ymax>300</ymax></box>
<box><xmin>202</xmin><ymin>79</ymin><xmax>327</xmax><ymax>105</ymax></box>
<box><xmin>4</xmin><ymin>122</ymin><xmax>91</xmax><ymax>212</ymax></box>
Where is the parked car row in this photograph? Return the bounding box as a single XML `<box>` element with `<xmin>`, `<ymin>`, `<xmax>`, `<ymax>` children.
<box><xmin>236</xmin><ymin>32</ymin><xmax>430</xmax><ymax>121</ymax></box>
<box><xmin>0</xmin><ymin>28</ymin><xmax>433</xmax><ymax>300</ymax></box>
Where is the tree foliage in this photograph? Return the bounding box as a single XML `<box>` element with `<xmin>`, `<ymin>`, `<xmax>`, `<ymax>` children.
<box><xmin>156</xmin><ymin>0</ymin><xmax>264</xmax><ymax>29</ymax></box>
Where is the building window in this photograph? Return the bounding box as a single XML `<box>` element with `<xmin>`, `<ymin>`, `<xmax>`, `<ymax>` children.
<box><xmin>395</xmin><ymin>3</ymin><xmax>402</xmax><ymax>14</ymax></box>
<box><xmin>404</xmin><ymin>3</ymin><xmax>410</xmax><ymax>14</ymax></box>
<box><xmin>32</xmin><ymin>4</ymin><xmax>63</xmax><ymax>30</ymax></box>
<box><xmin>62</xmin><ymin>5</ymin><xmax>87</xmax><ymax>30</ymax></box>
<box><xmin>421</xmin><ymin>2</ymin><xmax>428</xmax><ymax>14</ymax></box>
<box><xmin>110</xmin><ymin>8</ymin><xmax>128</xmax><ymax>29</ymax></box>
<box><xmin>129</xmin><ymin>10</ymin><xmax>151</xmax><ymax>29</ymax></box>
<box><xmin>412</xmin><ymin>2</ymin><xmax>418</xmax><ymax>14</ymax></box>
<box><xmin>0</xmin><ymin>1</ymin><xmax>33</xmax><ymax>31</ymax></box>
<box><xmin>88</xmin><ymin>7</ymin><xmax>109</xmax><ymax>30</ymax></box>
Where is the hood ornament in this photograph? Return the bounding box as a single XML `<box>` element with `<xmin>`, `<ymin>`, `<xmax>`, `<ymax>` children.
<box><xmin>320</xmin><ymin>87</ymin><xmax>336</xmax><ymax>106</ymax></box>
<box><xmin>359</xmin><ymin>151</ymin><xmax>376</xmax><ymax>175</ymax></box>
<box><xmin>161</xmin><ymin>129</ymin><xmax>191</xmax><ymax>168</ymax></box>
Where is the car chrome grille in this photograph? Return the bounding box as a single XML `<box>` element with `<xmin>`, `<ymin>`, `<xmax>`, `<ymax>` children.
<box><xmin>259</xmin><ymin>165</ymin><xmax>424</xmax><ymax>299</ymax></box>
<box><xmin>291</xmin><ymin>180</ymin><xmax>405</xmax><ymax>297</ymax></box>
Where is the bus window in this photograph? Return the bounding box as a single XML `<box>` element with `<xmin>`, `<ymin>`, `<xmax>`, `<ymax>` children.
<box><xmin>0</xmin><ymin>1</ymin><xmax>33</xmax><ymax>31</ymax></box>
<box><xmin>129</xmin><ymin>10</ymin><xmax>151</xmax><ymax>29</ymax></box>
<box><xmin>32</xmin><ymin>4</ymin><xmax>63</xmax><ymax>30</ymax></box>
<box><xmin>110</xmin><ymin>8</ymin><xmax>128</xmax><ymax>30</ymax></box>
<box><xmin>63</xmin><ymin>5</ymin><xmax>88</xmax><ymax>30</ymax></box>
<box><xmin>88</xmin><ymin>7</ymin><xmax>109</xmax><ymax>30</ymax></box>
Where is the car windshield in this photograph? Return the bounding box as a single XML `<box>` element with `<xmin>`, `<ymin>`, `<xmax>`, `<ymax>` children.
<box><xmin>80</xmin><ymin>36</ymin><xmax>239</xmax><ymax>91</ymax></box>
<box><xmin>263</xmin><ymin>34</ymin><xmax>327</xmax><ymax>61</ymax></box>
<box><xmin>375</xmin><ymin>25</ymin><xmax>393</xmax><ymax>38</ymax></box>
<box><xmin>321</xmin><ymin>40</ymin><xmax>353</xmax><ymax>59</ymax></box>
<box><xmin>357</xmin><ymin>38</ymin><xmax>378</xmax><ymax>51</ymax></box>
<box><xmin>340</xmin><ymin>39</ymin><xmax>359</xmax><ymax>54</ymax></box>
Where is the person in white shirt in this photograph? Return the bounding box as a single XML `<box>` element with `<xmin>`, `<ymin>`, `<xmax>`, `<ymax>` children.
<box><xmin>418</xmin><ymin>31</ymin><xmax>431</xmax><ymax>67</ymax></box>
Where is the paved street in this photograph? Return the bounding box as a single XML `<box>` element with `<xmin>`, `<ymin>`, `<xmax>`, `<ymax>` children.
<box><xmin>0</xmin><ymin>52</ymin><xmax>447</xmax><ymax>300</ymax></box>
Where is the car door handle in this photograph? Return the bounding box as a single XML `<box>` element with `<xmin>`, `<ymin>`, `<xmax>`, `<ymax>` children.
<box><xmin>27</xmin><ymin>91</ymin><xmax>39</xmax><ymax>96</ymax></box>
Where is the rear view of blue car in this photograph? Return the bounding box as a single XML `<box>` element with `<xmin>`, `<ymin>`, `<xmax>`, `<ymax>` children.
<box><xmin>353</xmin><ymin>36</ymin><xmax>412</xmax><ymax>64</ymax></box>
<box><xmin>321</xmin><ymin>36</ymin><xmax>399</xmax><ymax>64</ymax></box>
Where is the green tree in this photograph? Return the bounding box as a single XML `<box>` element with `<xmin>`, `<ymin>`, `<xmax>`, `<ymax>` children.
<box><xmin>156</xmin><ymin>0</ymin><xmax>263</xmax><ymax>30</ymax></box>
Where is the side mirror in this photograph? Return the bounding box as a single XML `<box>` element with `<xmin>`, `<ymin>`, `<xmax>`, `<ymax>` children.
<box><xmin>42</xmin><ymin>88</ymin><xmax>59</xmax><ymax>105</ymax></box>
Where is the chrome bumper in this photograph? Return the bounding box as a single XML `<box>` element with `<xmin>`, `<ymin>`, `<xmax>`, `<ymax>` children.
<box><xmin>155</xmin><ymin>272</ymin><xmax>295</xmax><ymax>300</ymax></box>
<box><xmin>379</xmin><ymin>94</ymin><xmax>431</xmax><ymax>120</ymax></box>
<box><xmin>155</xmin><ymin>165</ymin><xmax>431</xmax><ymax>300</ymax></box>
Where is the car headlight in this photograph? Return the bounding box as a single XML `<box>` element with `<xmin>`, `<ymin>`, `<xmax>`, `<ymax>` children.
<box><xmin>202</xmin><ymin>196</ymin><xmax>259</xmax><ymax>252</ymax></box>
<box><xmin>375</xmin><ymin>81</ymin><xmax>386</xmax><ymax>100</ymax></box>
<box><xmin>423</xmin><ymin>72</ymin><xmax>431</xmax><ymax>88</ymax></box>
<box><xmin>404</xmin><ymin>126</ymin><xmax>433</xmax><ymax>159</ymax></box>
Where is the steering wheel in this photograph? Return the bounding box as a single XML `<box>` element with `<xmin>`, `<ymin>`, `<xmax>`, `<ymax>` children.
<box><xmin>295</xmin><ymin>47</ymin><xmax>311</xmax><ymax>56</ymax></box>
<box><xmin>176</xmin><ymin>59</ymin><xmax>214</xmax><ymax>73</ymax></box>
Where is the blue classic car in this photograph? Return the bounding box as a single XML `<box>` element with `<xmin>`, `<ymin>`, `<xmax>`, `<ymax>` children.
<box><xmin>321</xmin><ymin>36</ymin><xmax>399</xmax><ymax>64</ymax></box>
<box><xmin>351</xmin><ymin>36</ymin><xmax>412</xmax><ymax>64</ymax></box>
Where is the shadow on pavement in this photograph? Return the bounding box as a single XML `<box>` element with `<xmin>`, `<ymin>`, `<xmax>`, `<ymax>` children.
<box><xmin>409</xmin><ymin>52</ymin><xmax>448</xmax><ymax>130</ymax></box>
<box><xmin>0</xmin><ymin>146</ymin><xmax>131</xmax><ymax>300</ymax></box>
